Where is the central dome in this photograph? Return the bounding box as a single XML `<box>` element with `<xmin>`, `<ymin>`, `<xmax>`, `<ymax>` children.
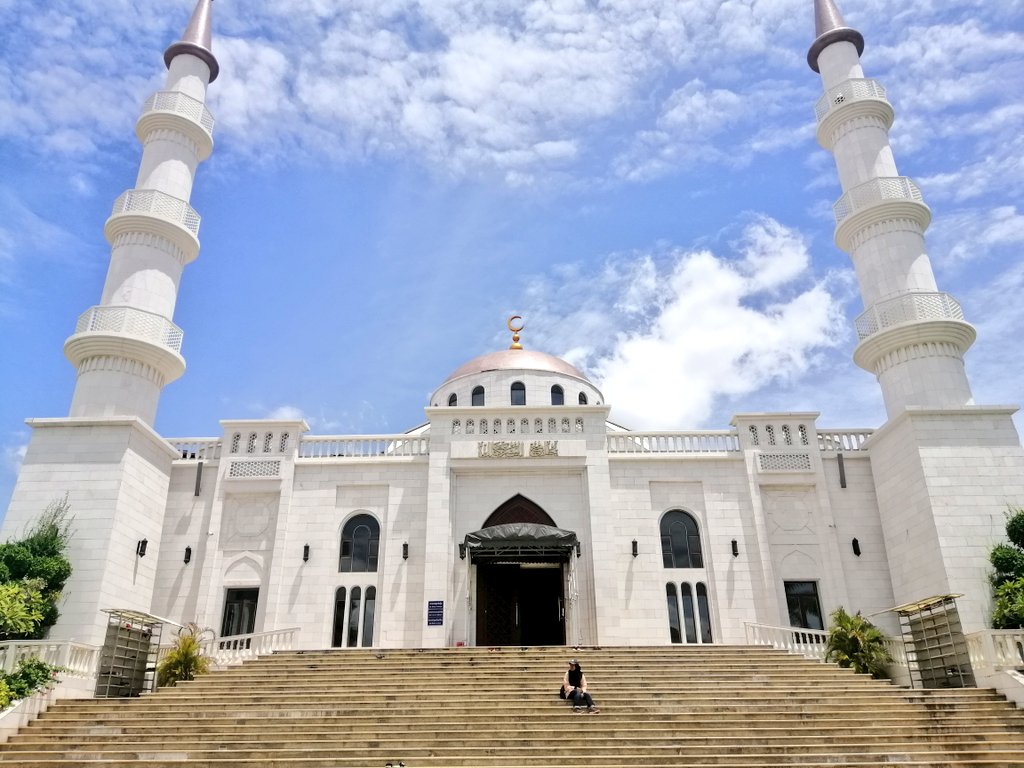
<box><xmin>442</xmin><ymin>348</ymin><xmax>590</xmax><ymax>386</ymax></box>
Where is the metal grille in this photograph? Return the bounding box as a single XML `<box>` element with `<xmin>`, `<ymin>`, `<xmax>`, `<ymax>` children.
<box><xmin>758</xmin><ymin>453</ymin><xmax>812</xmax><ymax>472</ymax></box>
<box><xmin>228</xmin><ymin>459</ymin><xmax>281</xmax><ymax>478</ymax></box>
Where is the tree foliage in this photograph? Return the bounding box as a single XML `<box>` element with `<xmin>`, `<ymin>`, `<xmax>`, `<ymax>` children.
<box><xmin>157</xmin><ymin>623</ymin><xmax>212</xmax><ymax>687</ymax></box>
<box><xmin>824</xmin><ymin>607</ymin><xmax>892</xmax><ymax>679</ymax></box>
<box><xmin>0</xmin><ymin>496</ymin><xmax>74</xmax><ymax>640</ymax></box>
<box><xmin>990</xmin><ymin>508</ymin><xmax>1024</xmax><ymax>628</ymax></box>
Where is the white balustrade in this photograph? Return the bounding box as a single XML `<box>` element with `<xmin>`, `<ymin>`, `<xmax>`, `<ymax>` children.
<box><xmin>816</xmin><ymin>429</ymin><xmax>873</xmax><ymax>452</ymax></box>
<box><xmin>814</xmin><ymin>78</ymin><xmax>888</xmax><ymax>122</ymax></box>
<box><xmin>744</xmin><ymin>621</ymin><xmax>828</xmax><ymax>661</ymax></box>
<box><xmin>966</xmin><ymin>630</ymin><xmax>1024</xmax><ymax>672</ymax></box>
<box><xmin>854</xmin><ymin>292</ymin><xmax>965</xmax><ymax>339</ymax></box>
<box><xmin>607</xmin><ymin>432</ymin><xmax>740</xmax><ymax>454</ymax></box>
<box><xmin>74</xmin><ymin>305</ymin><xmax>184</xmax><ymax>353</ymax></box>
<box><xmin>202</xmin><ymin>627</ymin><xmax>299</xmax><ymax>667</ymax></box>
<box><xmin>110</xmin><ymin>188</ymin><xmax>200</xmax><ymax>237</ymax></box>
<box><xmin>833</xmin><ymin>176</ymin><xmax>924</xmax><ymax>225</ymax></box>
<box><xmin>141</xmin><ymin>90</ymin><xmax>215</xmax><ymax>135</ymax></box>
<box><xmin>0</xmin><ymin>641</ymin><xmax>100</xmax><ymax>679</ymax></box>
<box><xmin>298</xmin><ymin>436</ymin><xmax>430</xmax><ymax>459</ymax></box>
<box><xmin>169</xmin><ymin>438</ymin><xmax>222</xmax><ymax>461</ymax></box>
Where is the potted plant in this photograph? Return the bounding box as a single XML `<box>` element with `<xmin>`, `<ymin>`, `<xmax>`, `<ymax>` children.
<box><xmin>825</xmin><ymin>607</ymin><xmax>892</xmax><ymax>679</ymax></box>
<box><xmin>157</xmin><ymin>623</ymin><xmax>212</xmax><ymax>687</ymax></box>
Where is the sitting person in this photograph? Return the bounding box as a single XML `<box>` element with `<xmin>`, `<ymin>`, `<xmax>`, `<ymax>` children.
<box><xmin>561</xmin><ymin>658</ymin><xmax>599</xmax><ymax>713</ymax></box>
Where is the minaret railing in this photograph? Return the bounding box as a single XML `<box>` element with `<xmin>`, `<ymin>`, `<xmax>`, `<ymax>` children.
<box><xmin>74</xmin><ymin>305</ymin><xmax>184</xmax><ymax>353</ymax></box>
<box><xmin>833</xmin><ymin>176</ymin><xmax>925</xmax><ymax>225</ymax></box>
<box><xmin>814</xmin><ymin>77</ymin><xmax>889</xmax><ymax>122</ymax></box>
<box><xmin>140</xmin><ymin>90</ymin><xmax>216</xmax><ymax>136</ymax></box>
<box><xmin>108</xmin><ymin>189</ymin><xmax>201</xmax><ymax>237</ymax></box>
<box><xmin>854</xmin><ymin>292</ymin><xmax>966</xmax><ymax>340</ymax></box>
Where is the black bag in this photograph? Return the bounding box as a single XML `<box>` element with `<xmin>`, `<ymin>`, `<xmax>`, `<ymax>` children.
<box><xmin>558</xmin><ymin>686</ymin><xmax>567</xmax><ymax>699</ymax></box>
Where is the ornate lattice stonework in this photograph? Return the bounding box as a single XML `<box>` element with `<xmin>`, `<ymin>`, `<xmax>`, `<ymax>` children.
<box><xmin>758</xmin><ymin>453</ymin><xmax>813</xmax><ymax>472</ymax></box>
<box><xmin>477</xmin><ymin>441</ymin><xmax>560</xmax><ymax>458</ymax></box>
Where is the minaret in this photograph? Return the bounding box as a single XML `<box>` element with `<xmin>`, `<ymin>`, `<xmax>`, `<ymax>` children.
<box><xmin>64</xmin><ymin>0</ymin><xmax>218</xmax><ymax>424</ymax></box>
<box><xmin>809</xmin><ymin>0</ymin><xmax>975</xmax><ymax>418</ymax></box>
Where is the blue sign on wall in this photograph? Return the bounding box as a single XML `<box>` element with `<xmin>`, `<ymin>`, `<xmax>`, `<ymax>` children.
<box><xmin>427</xmin><ymin>600</ymin><xmax>444</xmax><ymax>626</ymax></box>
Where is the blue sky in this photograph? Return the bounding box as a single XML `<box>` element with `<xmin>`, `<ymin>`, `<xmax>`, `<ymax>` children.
<box><xmin>1</xmin><ymin>0</ymin><xmax>1022</xmax><ymax>511</ymax></box>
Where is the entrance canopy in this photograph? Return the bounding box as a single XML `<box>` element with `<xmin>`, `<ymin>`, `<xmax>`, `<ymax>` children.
<box><xmin>463</xmin><ymin>523</ymin><xmax>578</xmax><ymax>563</ymax></box>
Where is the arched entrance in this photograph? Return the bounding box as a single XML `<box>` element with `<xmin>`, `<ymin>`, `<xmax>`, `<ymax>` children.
<box><xmin>465</xmin><ymin>497</ymin><xmax>577</xmax><ymax>646</ymax></box>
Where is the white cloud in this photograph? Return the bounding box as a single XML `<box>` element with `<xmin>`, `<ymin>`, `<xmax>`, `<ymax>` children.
<box><xmin>265</xmin><ymin>405</ymin><xmax>306</xmax><ymax>421</ymax></box>
<box><xmin>524</xmin><ymin>216</ymin><xmax>850</xmax><ymax>428</ymax></box>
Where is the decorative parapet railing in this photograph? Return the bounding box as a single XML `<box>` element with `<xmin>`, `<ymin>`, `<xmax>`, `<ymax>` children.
<box><xmin>817</xmin><ymin>429</ymin><xmax>873</xmax><ymax>452</ymax></box>
<box><xmin>814</xmin><ymin>77</ymin><xmax>889</xmax><ymax>122</ymax></box>
<box><xmin>169</xmin><ymin>438</ymin><xmax>222</xmax><ymax>461</ymax></box>
<box><xmin>607</xmin><ymin>432</ymin><xmax>741</xmax><ymax>454</ymax></box>
<box><xmin>298</xmin><ymin>435</ymin><xmax>430</xmax><ymax>459</ymax></box>
<box><xmin>140</xmin><ymin>90</ymin><xmax>215</xmax><ymax>136</ymax></box>
<box><xmin>833</xmin><ymin>176</ymin><xmax>924</xmax><ymax>226</ymax></box>
<box><xmin>854</xmin><ymin>292</ymin><xmax>966</xmax><ymax>340</ymax></box>
<box><xmin>744</xmin><ymin>622</ymin><xmax>828</xmax><ymax>661</ymax></box>
<box><xmin>109</xmin><ymin>188</ymin><xmax>201</xmax><ymax>237</ymax></box>
<box><xmin>73</xmin><ymin>305</ymin><xmax>184</xmax><ymax>354</ymax></box>
<box><xmin>966</xmin><ymin>630</ymin><xmax>1024</xmax><ymax>672</ymax></box>
<box><xmin>0</xmin><ymin>641</ymin><xmax>100</xmax><ymax>679</ymax></box>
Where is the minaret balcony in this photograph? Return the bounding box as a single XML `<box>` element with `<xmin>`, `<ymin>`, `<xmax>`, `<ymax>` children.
<box><xmin>104</xmin><ymin>188</ymin><xmax>201</xmax><ymax>263</ymax></box>
<box><xmin>815</xmin><ymin>78</ymin><xmax>893</xmax><ymax>148</ymax></box>
<box><xmin>64</xmin><ymin>305</ymin><xmax>187</xmax><ymax>384</ymax></box>
<box><xmin>73</xmin><ymin>305</ymin><xmax>184</xmax><ymax>352</ymax></box>
<box><xmin>854</xmin><ymin>292</ymin><xmax>967</xmax><ymax>340</ymax></box>
<box><xmin>833</xmin><ymin>176</ymin><xmax>931</xmax><ymax>253</ymax></box>
<box><xmin>136</xmin><ymin>90</ymin><xmax>215</xmax><ymax>160</ymax></box>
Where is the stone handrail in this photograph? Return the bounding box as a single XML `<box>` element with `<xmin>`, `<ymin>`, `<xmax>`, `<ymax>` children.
<box><xmin>169</xmin><ymin>438</ymin><xmax>222</xmax><ymax>461</ymax></box>
<box><xmin>816</xmin><ymin>429</ymin><xmax>873</xmax><ymax>452</ymax></box>
<box><xmin>814</xmin><ymin>77</ymin><xmax>888</xmax><ymax>122</ymax></box>
<box><xmin>298</xmin><ymin>436</ymin><xmax>429</xmax><ymax>459</ymax></box>
<box><xmin>73</xmin><ymin>305</ymin><xmax>184</xmax><ymax>353</ymax></box>
<box><xmin>141</xmin><ymin>90</ymin><xmax>215</xmax><ymax>134</ymax></box>
<box><xmin>607</xmin><ymin>432</ymin><xmax>741</xmax><ymax>454</ymax></box>
<box><xmin>205</xmin><ymin>627</ymin><xmax>299</xmax><ymax>667</ymax></box>
<box><xmin>0</xmin><ymin>641</ymin><xmax>100</xmax><ymax>679</ymax></box>
<box><xmin>110</xmin><ymin>188</ymin><xmax>200</xmax><ymax>237</ymax></box>
<box><xmin>854</xmin><ymin>292</ymin><xmax>966</xmax><ymax>340</ymax></box>
<box><xmin>966</xmin><ymin>630</ymin><xmax>1024</xmax><ymax>672</ymax></box>
<box><xmin>833</xmin><ymin>176</ymin><xmax>924</xmax><ymax>225</ymax></box>
<box><xmin>744</xmin><ymin>622</ymin><xmax>829</xmax><ymax>660</ymax></box>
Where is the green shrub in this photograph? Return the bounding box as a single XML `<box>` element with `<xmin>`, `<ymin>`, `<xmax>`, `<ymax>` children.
<box><xmin>825</xmin><ymin>607</ymin><xmax>892</xmax><ymax>679</ymax></box>
<box><xmin>1006</xmin><ymin>508</ymin><xmax>1024</xmax><ymax>551</ymax></box>
<box><xmin>991</xmin><ymin>544</ymin><xmax>1024</xmax><ymax>587</ymax></box>
<box><xmin>5</xmin><ymin>658</ymin><xmax>59</xmax><ymax>700</ymax></box>
<box><xmin>157</xmin><ymin>624</ymin><xmax>212</xmax><ymax>687</ymax></box>
<box><xmin>992</xmin><ymin>578</ymin><xmax>1024</xmax><ymax>629</ymax></box>
<box><xmin>0</xmin><ymin>580</ymin><xmax>46</xmax><ymax>640</ymax></box>
<box><xmin>0</xmin><ymin>679</ymin><xmax>13</xmax><ymax>711</ymax></box>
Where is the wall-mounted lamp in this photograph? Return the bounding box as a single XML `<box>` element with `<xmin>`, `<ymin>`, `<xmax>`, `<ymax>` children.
<box><xmin>302</xmin><ymin>544</ymin><xmax>310</xmax><ymax>563</ymax></box>
<box><xmin>852</xmin><ymin>538</ymin><xmax>861</xmax><ymax>557</ymax></box>
<box><xmin>459</xmin><ymin>542</ymin><xmax>467</xmax><ymax>560</ymax></box>
<box><xmin>631</xmin><ymin>539</ymin><xmax>638</xmax><ymax>558</ymax></box>
<box><xmin>575</xmin><ymin>542</ymin><xmax>581</xmax><ymax>559</ymax></box>
<box><xmin>402</xmin><ymin>542</ymin><xmax>409</xmax><ymax>560</ymax></box>
<box><xmin>136</xmin><ymin>539</ymin><xmax>148</xmax><ymax>558</ymax></box>
<box><xmin>731</xmin><ymin>539</ymin><xmax>739</xmax><ymax>558</ymax></box>
<box><xmin>183</xmin><ymin>546</ymin><xmax>192</xmax><ymax>565</ymax></box>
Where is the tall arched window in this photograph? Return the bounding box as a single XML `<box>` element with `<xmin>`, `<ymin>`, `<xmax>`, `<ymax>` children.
<box><xmin>680</xmin><ymin>582</ymin><xmax>697</xmax><ymax>643</ymax></box>
<box><xmin>339</xmin><ymin>514</ymin><xmax>380</xmax><ymax>572</ymax></box>
<box><xmin>511</xmin><ymin>381</ymin><xmax>526</xmax><ymax>406</ymax></box>
<box><xmin>472</xmin><ymin>386</ymin><xmax>485</xmax><ymax>406</ymax></box>
<box><xmin>331</xmin><ymin>587</ymin><xmax>347</xmax><ymax>647</ymax></box>
<box><xmin>448</xmin><ymin>393</ymin><xmax>457</xmax><ymax>406</ymax></box>
<box><xmin>661</xmin><ymin>510</ymin><xmax>703</xmax><ymax>568</ymax></box>
<box><xmin>666</xmin><ymin>583</ymin><xmax>682</xmax><ymax>643</ymax></box>
<box><xmin>696</xmin><ymin>583</ymin><xmax>713</xmax><ymax>643</ymax></box>
<box><xmin>551</xmin><ymin>385</ymin><xmax>564</xmax><ymax>405</ymax></box>
<box><xmin>578</xmin><ymin>392</ymin><xmax>588</xmax><ymax>405</ymax></box>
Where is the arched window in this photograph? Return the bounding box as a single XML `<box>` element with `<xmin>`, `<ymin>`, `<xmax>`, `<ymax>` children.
<box><xmin>339</xmin><ymin>514</ymin><xmax>380</xmax><ymax>572</ymax></box>
<box><xmin>362</xmin><ymin>586</ymin><xmax>377</xmax><ymax>647</ymax></box>
<box><xmin>347</xmin><ymin>586</ymin><xmax>362</xmax><ymax>647</ymax></box>
<box><xmin>551</xmin><ymin>385</ymin><xmax>564</xmax><ymax>405</ymax></box>
<box><xmin>680</xmin><ymin>582</ymin><xmax>697</xmax><ymax>643</ymax></box>
<box><xmin>230</xmin><ymin>433</ymin><xmax>241</xmax><ymax>453</ymax></box>
<box><xmin>578</xmin><ymin>392</ymin><xmax>588</xmax><ymax>405</ymax></box>
<box><xmin>511</xmin><ymin>381</ymin><xmax>526</xmax><ymax>406</ymax></box>
<box><xmin>331</xmin><ymin>587</ymin><xmax>346</xmax><ymax>647</ymax></box>
<box><xmin>448</xmin><ymin>393</ymin><xmax>458</xmax><ymax>407</ymax></box>
<box><xmin>696</xmin><ymin>583</ymin><xmax>713</xmax><ymax>643</ymax></box>
<box><xmin>666</xmin><ymin>583</ymin><xmax>682</xmax><ymax>644</ymax></box>
<box><xmin>472</xmin><ymin>386</ymin><xmax>485</xmax><ymax>406</ymax></box>
<box><xmin>661</xmin><ymin>510</ymin><xmax>703</xmax><ymax>569</ymax></box>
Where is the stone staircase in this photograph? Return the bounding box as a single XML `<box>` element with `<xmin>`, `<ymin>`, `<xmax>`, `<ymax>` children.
<box><xmin>2</xmin><ymin>645</ymin><xmax>1024</xmax><ymax>766</ymax></box>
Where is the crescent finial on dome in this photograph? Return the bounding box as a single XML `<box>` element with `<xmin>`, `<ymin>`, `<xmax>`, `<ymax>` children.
<box><xmin>508</xmin><ymin>315</ymin><xmax>524</xmax><ymax>350</ymax></box>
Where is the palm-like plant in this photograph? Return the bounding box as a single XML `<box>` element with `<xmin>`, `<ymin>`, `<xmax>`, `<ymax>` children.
<box><xmin>157</xmin><ymin>623</ymin><xmax>212</xmax><ymax>687</ymax></box>
<box><xmin>825</xmin><ymin>607</ymin><xmax>892</xmax><ymax>679</ymax></box>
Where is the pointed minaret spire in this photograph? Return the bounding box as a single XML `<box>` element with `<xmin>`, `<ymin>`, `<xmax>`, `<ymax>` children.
<box><xmin>164</xmin><ymin>0</ymin><xmax>219</xmax><ymax>82</ymax></box>
<box><xmin>807</xmin><ymin>0</ymin><xmax>864</xmax><ymax>72</ymax></box>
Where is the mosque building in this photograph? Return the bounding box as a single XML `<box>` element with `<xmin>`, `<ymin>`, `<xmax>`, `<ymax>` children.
<box><xmin>4</xmin><ymin>0</ymin><xmax>1023</xmax><ymax>658</ymax></box>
